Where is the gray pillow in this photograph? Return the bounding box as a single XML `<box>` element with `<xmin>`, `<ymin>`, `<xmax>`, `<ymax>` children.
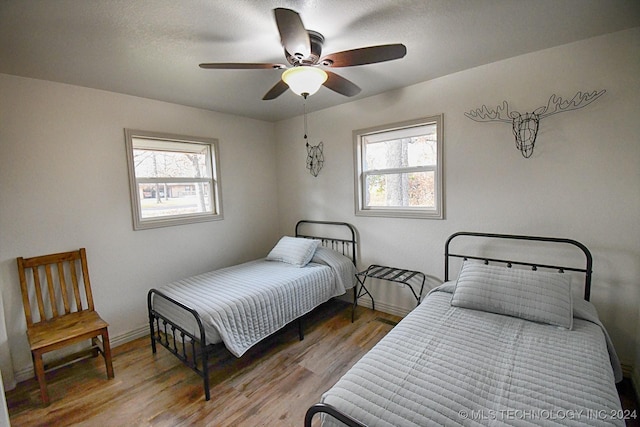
<box><xmin>266</xmin><ymin>236</ymin><xmax>320</xmax><ymax>267</ymax></box>
<box><xmin>451</xmin><ymin>262</ymin><xmax>573</xmax><ymax>329</ymax></box>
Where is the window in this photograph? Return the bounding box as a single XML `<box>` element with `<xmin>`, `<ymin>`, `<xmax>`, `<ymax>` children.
<box><xmin>125</xmin><ymin>129</ymin><xmax>223</xmax><ymax>230</ymax></box>
<box><xmin>354</xmin><ymin>115</ymin><xmax>443</xmax><ymax>219</ymax></box>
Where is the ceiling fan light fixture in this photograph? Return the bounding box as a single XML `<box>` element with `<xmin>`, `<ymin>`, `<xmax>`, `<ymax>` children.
<box><xmin>281</xmin><ymin>66</ymin><xmax>328</xmax><ymax>97</ymax></box>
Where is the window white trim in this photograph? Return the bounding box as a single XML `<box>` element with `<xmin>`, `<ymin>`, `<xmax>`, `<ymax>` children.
<box><xmin>353</xmin><ymin>115</ymin><xmax>444</xmax><ymax>219</ymax></box>
<box><xmin>124</xmin><ymin>129</ymin><xmax>223</xmax><ymax>230</ymax></box>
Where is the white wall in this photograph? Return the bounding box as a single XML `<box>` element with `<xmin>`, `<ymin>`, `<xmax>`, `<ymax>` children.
<box><xmin>275</xmin><ymin>28</ymin><xmax>640</xmax><ymax>368</ymax></box>
<box><xmin>0</xmin><ymin>74</ymin><xmax>280</xmax><ymax>382</ymax></box>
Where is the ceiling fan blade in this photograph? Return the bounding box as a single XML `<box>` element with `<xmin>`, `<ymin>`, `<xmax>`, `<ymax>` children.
<box><xmin>321</xmin><ymin>44</ymin><xmax>407</xmax><ymax>67</ymax></box>
<box><xmin>323</xmin><ymin>71</ymin><xmax>361</xmax><ymax>97</ymax></box>
<box><xmin>263</xmin><ymin>80</ymin><xmax>289</xmax><ymax>100</ymax></box>
<box><xmin>199</xmin><ymin>63</ymin><xmax>286</xmax><ymax>70</ymax></box>
<box><xmin>274</xmin><ymin>8</ymin><xmax>310</xmax><ymax>59</ymax></box>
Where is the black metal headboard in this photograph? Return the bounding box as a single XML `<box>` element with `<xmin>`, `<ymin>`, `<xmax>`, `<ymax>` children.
<box><xmin>295</xmin><ymin>220</ymin><xmax>357</xmax><ymax>265</ymax></box>
<box><xmin>444</xmin><ymin>232</ymin><xmax>593</xmax><ymax>301</ymax></box>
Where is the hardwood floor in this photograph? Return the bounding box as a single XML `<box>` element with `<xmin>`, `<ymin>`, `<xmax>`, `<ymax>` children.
<box><xmin>7</xmin><ymin>301</ymin><xmax>400</xmax><ymax>427</ymax></box>
<box><xmin>7</xmin><ymin>300</ymin><xmax>639</xmax><ymax>426</ymax></box>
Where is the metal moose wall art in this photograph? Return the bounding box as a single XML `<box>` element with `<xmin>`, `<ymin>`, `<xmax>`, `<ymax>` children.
<box><xmin>465</xmin><ymin>90</ymin><xmax>606</xmax><ymax>158</ymax></box>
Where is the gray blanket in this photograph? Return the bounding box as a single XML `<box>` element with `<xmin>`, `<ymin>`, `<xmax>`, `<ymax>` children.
<box><xmin>154</xmin><ymin>253</ymin><xmax>355</xmax><ymax>357</ymax></box>
<box><xmin>321</xmin><ymin>283</ymin><xmax>623</xmax><ymax>426</ymax></box>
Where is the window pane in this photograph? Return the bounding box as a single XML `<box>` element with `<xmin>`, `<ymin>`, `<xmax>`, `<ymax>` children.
<box><xmin>132</xmin><ymin>145</ymin><xmax>211</xmax><ymax>179</ymax></box>
<box><xmin>138</xmin><ymin>182</ymin><xmax>212</xmax><ymax>218</ymax></box>
<box><xmin>363</xmin><ymin>125</ymin><xmax>437</xmax><ymax>170</ymax></box>
<box><xmin>125</xmin><ymin>129</ymin><xmax>222</xmax><ymax>230</ymax></box>
<box><xmin>365</xmin><ymin>171</ymin><xmax>435</xmax><ymax>208</ymax></box>
<box><xmin>354</xmin><ymin>115</ymin><xmax>443</xmax><ymax>219</ymax></box>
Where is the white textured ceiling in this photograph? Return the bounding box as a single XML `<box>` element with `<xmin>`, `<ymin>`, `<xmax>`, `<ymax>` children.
<box><xmin>1</xmin><ymin>0</ymin><xmax>639</xmax><ymax>122</ymax></box>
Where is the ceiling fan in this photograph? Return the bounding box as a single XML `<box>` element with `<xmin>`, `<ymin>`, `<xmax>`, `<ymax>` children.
<box><xmin>199</xmin><ymin>8</ymin><xmax>407</xmax><ymax>100</ymax></box>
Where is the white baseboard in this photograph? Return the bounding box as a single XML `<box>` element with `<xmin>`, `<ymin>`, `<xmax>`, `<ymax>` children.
<box><xmin>110</xmin><ymin>324</ymin><xmax>149</xmax><ymax>348</ymax></box>
<box><xmin>14</xmin><ymin>324</ymin><xmax>150</xmax><ymax>384</ymax></box>
<box><xmin>337</xmin><ymin>289</ymin><xmax>413</xmax><ymax>318</ymax></box>
<box><xmin>355</xmin><ymin>298</ymin><xmax>411</xmax><ymax>318</ymax></box>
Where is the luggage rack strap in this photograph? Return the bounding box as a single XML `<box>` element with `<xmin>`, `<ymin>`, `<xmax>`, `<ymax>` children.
<box><xmin>353</xmin><ymin>264</ymin><xmax>426</xmax><ymax>322</ymax></box>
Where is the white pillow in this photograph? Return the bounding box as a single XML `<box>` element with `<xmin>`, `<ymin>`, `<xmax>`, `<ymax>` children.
<box><xmin>266</xmin><ymin>236</ymin><xmax>320</xmax><ymax>267</ymax></box>
<box><xmin>450</xmin><ymin>262</ymin><xmax>573</xmax><ymax>329</ymax></box>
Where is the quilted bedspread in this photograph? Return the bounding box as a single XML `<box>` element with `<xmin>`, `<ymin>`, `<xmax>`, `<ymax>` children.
<box><xmin>153</xmin><ymin>255</ymin><xmax>355</xmax><ymax>357</ymax></box>
<box><xmin>321</xmin><ymin>283</ymin><xmax>624</xmax><ymax>427</ymax></box>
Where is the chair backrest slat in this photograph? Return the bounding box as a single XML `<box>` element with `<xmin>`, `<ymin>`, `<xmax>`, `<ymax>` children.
<box><xmin>31</xmin><ymin>266</ymin><xmax>47</xmax><ymax>322</ymax></box>
<box><xmin>44</xmin><ymin>264</ymin><xmax>59</xmax><ymax>318</ymax></box>
<box><xmin>69</xmin><ymin>259</ymin><xmax>84</xmax><ymax>312</ymax></box>
<box><xmin>57</xmin><ymin>261</ymin><xmax>71</xmax><ymax>314</ymax></box>
<box><xmin>17</xmin><ymin>248</ymin><xmax>95</xmax><ymax>326</ymax></box>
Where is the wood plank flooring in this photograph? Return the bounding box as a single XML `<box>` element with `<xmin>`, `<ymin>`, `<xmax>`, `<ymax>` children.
<box><xmin>7</xmin><ymin>301</ymin><xmax>400</xmax><ymax>426</ymax></box>
<box><xmin>7</xmin><ymin>300</ymin><xmax>639</xmax><ymax>426</ymax></box>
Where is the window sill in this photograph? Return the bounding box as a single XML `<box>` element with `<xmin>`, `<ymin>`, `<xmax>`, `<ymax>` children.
<box><xmin>355</xmin><ymin>209</ymin><xmax>443</xmax><ymax>220</ymax></box>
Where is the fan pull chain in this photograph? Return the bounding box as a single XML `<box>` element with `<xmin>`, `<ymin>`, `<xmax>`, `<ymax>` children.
<box><xmin>303</xmin><ymin>95</ymin><xmax>308</xmax><ymax>144</ymax></box>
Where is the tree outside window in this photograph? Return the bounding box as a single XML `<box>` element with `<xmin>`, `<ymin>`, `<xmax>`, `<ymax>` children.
<box><xmin>354</xmin><ymin>115</ymin><xmax>443</xmax><ymax>219</ymax></box>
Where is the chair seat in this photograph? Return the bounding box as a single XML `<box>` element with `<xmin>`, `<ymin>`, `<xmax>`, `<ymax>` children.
<box><xmin>27</xmin><ymin>310</ymin><xmax>109</xmax><ymax>352</ymax></box>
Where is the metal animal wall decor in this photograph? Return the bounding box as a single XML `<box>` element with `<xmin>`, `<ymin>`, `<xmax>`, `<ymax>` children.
<box><xmin>465</xmin><ymin>90</ymin><xmax>606</xmax><ymax>158</ymax></box>
<box><xmin>301</xmin><ymin>96</ymin><xmax>324</xmax><ymax>177</ymax></box>
<box><xmin>306</xmin><ymin>141</ymin><xmax>324</xmax><ymax>177</ymax></box>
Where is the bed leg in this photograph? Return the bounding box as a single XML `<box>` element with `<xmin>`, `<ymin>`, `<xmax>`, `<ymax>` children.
<box><xmin>148</xmin><ymin>290</ymin><xmax>157</xmax><ymax>354</ymax></box>
<box><xmin>149</xmin><ymin>320</ymin><xmax>157</xmax><ymax>354</ymax></box>
<box><xmin>202</xmin><ymin>346</ymin><xmax>210</xmax><ymax>401</ymax></box>
<box><xmin>298</xmin><ymin>317</ymin><xmax>304</xmax><ymax>341</ymax></box>
<box><xmin>352</xmin><ymin>286</ymin><xmax>357</xmax><ymax>322</ymax></box>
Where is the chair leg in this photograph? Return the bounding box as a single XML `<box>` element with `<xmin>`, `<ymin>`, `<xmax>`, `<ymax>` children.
<box><xmin>101</xmin><ymin>329</ymin><xmax>114</xmax><ymax>379</ymax></box>
<box><xmin>33</xmin><ymin>351</ymin><xmax>49</xmax><ymax>405</ymax></box>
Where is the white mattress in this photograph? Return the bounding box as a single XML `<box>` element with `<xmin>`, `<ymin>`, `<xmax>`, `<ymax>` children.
<box><xmin>152</xmin><ymin>255</ymin><xmax>355</xmax><ymax>357</ymax></box>
<box><xmin>321</xmin><ymin>283</ymin><xmax>624</xmax><ymax>427</ymax></box>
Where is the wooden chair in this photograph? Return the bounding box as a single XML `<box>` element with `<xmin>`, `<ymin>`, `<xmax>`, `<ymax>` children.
<box><xmin>17</xmin><ymin>248</ymin><xmax>114</xmax><ymax>405</ymax></box>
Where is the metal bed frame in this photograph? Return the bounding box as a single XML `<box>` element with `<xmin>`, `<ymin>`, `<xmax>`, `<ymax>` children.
<box><xmin>147</xmin><ymin>220</ymin><xmax>357</xmax><ymax>401</ymax></box>
<box><xmin>304</xmin><ymin>231</ymin><xmax>593</xmax><ymax>427</ymax></box>
<box><xmin>444</xmin><ymin>231</ymin><xmax>592</xmax><ymax>300</ymax></box>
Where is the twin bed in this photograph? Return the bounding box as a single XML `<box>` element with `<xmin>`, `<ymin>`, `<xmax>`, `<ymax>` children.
<box><xmin>147</xmin><ymin>223</ymin><xmax>624</xmax><ymax>426</ymax></box>
<box><xmin>306</xmin><ymin>232</ymin><xmax>624</xmax><ymax>427</ymax></box>
<box><xmin>147</xmin><ymin>220</ymin><xmax>357</xmax><ymax>400</ymax></box>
